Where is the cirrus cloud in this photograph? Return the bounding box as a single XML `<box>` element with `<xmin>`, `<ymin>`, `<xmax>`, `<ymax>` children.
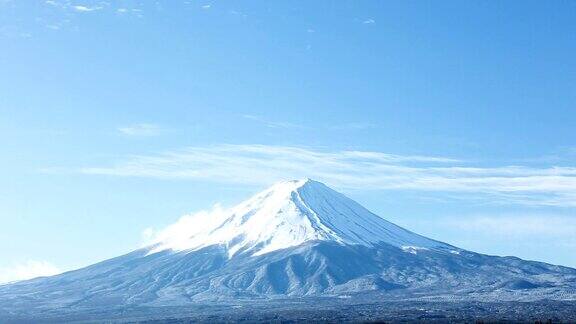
<box><xmin>77</xmin><ymin>144</ymin><xmax>576</xmax><ymax>207</ymax></box>
<box><xmin>72</xmin><ymin>5</ymin><xmax>101</xmax><ymax>12</ymax></box>
<box><xmin>117</xmin><ymin>123</ymin><xmax>164</xmax><ymax>137</ymax></box>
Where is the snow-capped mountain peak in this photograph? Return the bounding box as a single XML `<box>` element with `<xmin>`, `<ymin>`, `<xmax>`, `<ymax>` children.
<box><xmin>149</xmin><ymin>179</ymin><xmax>452</xmax><ymax>257</ymax></box>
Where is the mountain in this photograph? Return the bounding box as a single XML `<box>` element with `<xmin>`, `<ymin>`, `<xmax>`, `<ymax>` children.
<box><xmin>1</xmin><ymin>179</ymin><xmax>575</xmax><ymax>320</ymax></box>
<box><xmin>149</xmin><ymin>179</ymin><xmax>456</xmax><ymax>257</ymax></box>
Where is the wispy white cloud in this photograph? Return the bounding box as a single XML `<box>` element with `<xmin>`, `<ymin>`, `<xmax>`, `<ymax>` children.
<box><xmin>400</xmin><ymin>213</ymin><xmax>576</xmax><ymax>266</ymax></box>
<box><xmin>78</xmin><ymin>144</ymin><xmax>576</xmax><ymax>207</ymax></box>
<box><xmin>363</xmin><ymin>19</ymin><xmax>375</xmax><ymax>24</ymax></box>
<box><xmin>0</xmin><ymin>26</ymin><xmax>32</xmax><ymax>39</ymax></box>
<box><xmin>42</xmin><ymin>1</ymin><xmax>116</xmax><ymax>13</ymax></box>
<box><xmin>117</xmin><ymin>123</ymin><xmax>164</xmax><ymax>137</ymax></box>
<box><xmin>519</xmin><ymin>146</ymin><xmax>576</xmax><ymax>164</ymax></box>
<box><xmin>242</xmin><ymin>115</ymin><xmax>303</xmax><ymax>129</ymax></box>
<box><xmin>327</xmin><ymin>122</ymin><xmax>376</xmax><ymax>131</ymax></box>
<box><xmin>139</xmin><ymin>203</ymin><xmax>227</xmax><ymax>251</ymax></box>
<box><xmin>115</xmin><ymin>7</ymin><xmax>143</xmax><ymax>18</ymax></box>
<box><xmin>140</xmin><ymin>227</ymin><xmax>159</xmax><ymax>247</ymax></box>
<box><xmin>228</xmin><ymin>9</ymin><xmax>248</xmax><ymax>18</ymax></box>
<box><xmin>0</xmin><ymin>260</ymin><xmax>60</xmax><ymax>284</ymax></box>
<box><xmin>437</xmin><ymin>214</ymin><xmax>576</xmax><ymax>237</ymax></box>
<box><xmin>242</xmin><ymin>115</ymin><xmax>377</xmax><ymax>131</ymax></box>
<box><xmin>72</xmin><ymin>5</ymin><xmax>102</xmax><ymax>12</ymax></box>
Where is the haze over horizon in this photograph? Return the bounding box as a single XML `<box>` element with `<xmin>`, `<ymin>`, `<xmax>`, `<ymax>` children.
<box><xmin>1</xmin><ymin>0</ymin><xmax>576</xmax><ymax>283</ymax></box>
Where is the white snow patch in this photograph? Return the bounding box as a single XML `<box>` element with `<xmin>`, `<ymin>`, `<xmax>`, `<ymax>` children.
<box><xmin>401</xmin><ymin>246</ymin><xmax>429</xmax><ymax>255</ymax></box>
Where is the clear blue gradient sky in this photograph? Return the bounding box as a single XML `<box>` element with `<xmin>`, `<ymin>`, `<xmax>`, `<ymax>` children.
<box><xmin>1</xmin><ymin>0</ymin><xmax>576</xmax><ymax>281</ymax></box>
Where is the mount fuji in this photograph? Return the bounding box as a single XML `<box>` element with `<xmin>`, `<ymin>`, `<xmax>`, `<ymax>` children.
<box><xmin>148</xmin><ymin>179</ymin><xmax>457</xmax><ymax>258</ymax></box>
<box><xmin>1</xmin><ymin>179</ymin><xmax>575</xmax><ymax>321</ymax></box>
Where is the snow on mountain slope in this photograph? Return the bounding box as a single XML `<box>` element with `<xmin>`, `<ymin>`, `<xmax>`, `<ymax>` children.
<box><xmin>150</xmin><ymin>179</ymin><xmax>455</xmax><ymax>257</ymax></box>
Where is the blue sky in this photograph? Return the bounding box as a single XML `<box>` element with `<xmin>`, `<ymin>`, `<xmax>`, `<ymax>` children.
<box><xmin>1</xmin><ymin>0</ymin><xmax>576</xmax><ymax>281</ymax></box>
